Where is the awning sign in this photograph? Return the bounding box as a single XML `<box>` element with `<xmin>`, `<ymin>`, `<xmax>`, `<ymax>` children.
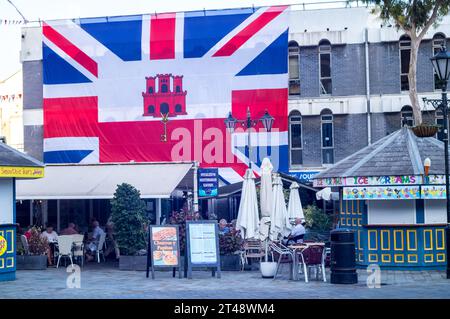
<box><xmin>0</xmin><ymin>166</ymin><xmax>44</xmax><ymax>178</ymax></box>
<box><xmin>198</xmin><ymin>168</ymin><xmax>218</xmax><ymax>197</ymax></box>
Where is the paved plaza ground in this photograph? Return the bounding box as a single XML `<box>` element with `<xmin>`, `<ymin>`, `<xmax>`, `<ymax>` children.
<box><xmin>2</xmin><ymin>262</ymin><xmax>449</xmax><ymax>299</ymax></box>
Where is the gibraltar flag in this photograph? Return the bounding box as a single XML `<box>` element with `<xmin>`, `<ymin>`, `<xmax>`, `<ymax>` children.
<box><xmin>42</xmin><ymin>6</ymin><xmax>289</xmax><ymax>184</ymax></box>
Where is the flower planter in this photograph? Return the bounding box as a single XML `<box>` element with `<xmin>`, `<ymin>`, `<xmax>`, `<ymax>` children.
<box><xmin>119</xmin><ymin>255</ymin><xmax>148</xmax><ymax>271</ymax></box>
<box><xmin>411</xmin><ymin>125</ymin><xmax>439</xmax><ymax>138</ymax></box>
<box><xmin>260</xmin><ymin>261</ymin><xmax>278</xmax><ymax>278</ymax></box>
<box><xmin>16</xmin><ymin>255</ymin><xmax>47</xmax><ymax>270</ymax></box>
<box><xmin>220</xmin><ymin>254</ymin><xmax>241</xmax><ymax>271</ymax></box>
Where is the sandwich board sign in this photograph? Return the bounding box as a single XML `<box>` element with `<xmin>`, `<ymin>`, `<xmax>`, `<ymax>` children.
<box><xmin>146</xmin><ymin>225</ymin><xmax>181</xmax><ymax>279</ymax></box>
<box><xmin>185</xmin><ymin>220</ymin><xmax>221</xmax><ymax>279</ymax></box>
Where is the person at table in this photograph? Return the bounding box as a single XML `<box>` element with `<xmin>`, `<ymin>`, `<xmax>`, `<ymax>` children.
<box><xmin>218</xmin><ymin>219</ymin><xmax>230</xmax><ymax>235</ymax></box>
<box><xmin>60</xmin><ymin>222</ymin><xmax>79</xmax><ymax>235</ymax></box>
<box><xmin>41</xmin><ymin>225</ymin><xmax>58</xmax><ymax>266</ymax></box>
<box><xmin>85</xmin><ymin>221</ymin><xmax>105</xmax><ymax>262</ymax></box>
<box><xmin>283</xmin><ymin>218</ymin><xmax>306</xmax><ymax>245</ymax></box>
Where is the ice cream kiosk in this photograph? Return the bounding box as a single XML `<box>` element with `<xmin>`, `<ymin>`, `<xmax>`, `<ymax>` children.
<box><xmin>0</xmin><ymin>142</ymin><xmax>44</xmax><ymax>281</ymax></box>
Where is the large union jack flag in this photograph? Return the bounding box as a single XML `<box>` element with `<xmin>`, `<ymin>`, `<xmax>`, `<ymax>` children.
<box><xmin>42</xmin><ymin>6</ymin><xmax>289</xmax><ymax>184</ymax></box>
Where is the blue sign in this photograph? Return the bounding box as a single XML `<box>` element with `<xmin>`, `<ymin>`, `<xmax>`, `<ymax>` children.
<box><xmin>198</xmin><ymin>168</ymin><xmax>219</xmax><ymax>197</ymax></box>
<box><xmin>288</xmin><ymin>171</ymin><xmax>320</xmax><ymax>184</ymax></box>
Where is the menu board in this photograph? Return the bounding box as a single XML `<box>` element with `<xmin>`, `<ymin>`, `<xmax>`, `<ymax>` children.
<box><xmin>188</xmin><ymin>223</ymin><xmax>217</xmax><ymax>264</ymax></box>
<box><xmin>186</xmin><ymin>221</ymin><xmax>221</xmax><ymax>279</ymax></box>
<box><xmin>150</xmin><ymin>226</ymin><xmax>179</xmax><ymax>267</ymax></box>
<box><xmin>147</xmin><ymin>225</ymin><xmax>181</xmax><ymax>279</ymax></box>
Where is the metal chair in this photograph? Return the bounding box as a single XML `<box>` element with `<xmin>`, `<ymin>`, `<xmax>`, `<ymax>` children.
<box><xmin>269</xmin><ymin>242</ymin><xmax>295</xmax><ymax>280</ymax></box>
<box><xmin>95</xmin><ymin>233</ymin><xmax>107</xmax><ymax>263</ymax></box>
<box><xmin>241</xmin><ymin>239</ymin><xmax>265</xmax><ymax>269</ymax></box>
<box><xmin>299</xmin><ymin>245</ymin><xmax>327</xmax><ymax>282</ymax></box>
<box><xmin>56</xmin><ymin>235</ymin><xmax>74</xmax><ymax>268</ymax></box>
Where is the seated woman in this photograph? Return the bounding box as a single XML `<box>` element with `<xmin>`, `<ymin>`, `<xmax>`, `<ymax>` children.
<box><xmin>218</xmin><ymin>219</ymin><xmax>230</xmax><ymax>235</ymax></box>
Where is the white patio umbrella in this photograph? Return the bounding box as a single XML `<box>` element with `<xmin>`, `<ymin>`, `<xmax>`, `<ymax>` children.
<box><xmin>236</xmin><ymin>169</ymin><xmax>260</xmax><ymax>240</ymax></box>
<box><xmin>286</xmin><ymin>182</ymin><xmax>304</xmax><ymax>234</ymax></box>
<box><xmin>270</xmin><ymin>174</ymin><xmax>288</xmax><ymax>241</ymax></box>
<box><xmin>259</xmin><ymin>157</ymin><xmax>273</xmax><ymax>243</ymax></box>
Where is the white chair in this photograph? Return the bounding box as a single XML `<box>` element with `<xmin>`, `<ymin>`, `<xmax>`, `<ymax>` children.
<box><xmin>95</xmin><ymin>233</ymin><xmax>107</xmax><ymax>263</ymax></box>
<box><xmin>71</xmin><ymin>234</ymin><xmax>85</xmax><ymax>267</ymax></box>
<box><xmin>20</xmin><ymin>235</ymin><xmax>30</xmax><ymax>255</ymax></box>
<box><xmin>56</xmin><ymin>235</ymin><xmax>74</xmax><ymax>268</ymax></box>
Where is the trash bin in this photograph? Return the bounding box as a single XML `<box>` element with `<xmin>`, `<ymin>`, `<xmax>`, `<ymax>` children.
<box><xmin>330</xmin><ymin>228</ymin><xmax>358</xmax><ymax>284</ymax></box>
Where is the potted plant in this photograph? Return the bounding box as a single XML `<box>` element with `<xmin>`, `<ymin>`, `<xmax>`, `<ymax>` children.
<box><xmin>111</xmin><ymin>183</ymin><xmax>148</xmax><ymax>271</ymax></box>
<box><xmin>219</xmin><ymin>228</ymin><xmax>243</xmax><ymax>271</ymax></box>
<box><xmin>17</xmin><ymin>226</ymin><xmax>48</xmax><ymax>270</ymax></box>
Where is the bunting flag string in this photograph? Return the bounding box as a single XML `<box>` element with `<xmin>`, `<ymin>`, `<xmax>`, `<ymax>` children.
<box><xmin>0</xmin><ymin>19</ymin><xmax>25</xmax><ymax>25</ymax></box>
<box><xmin>0</xmin><ymin>94</ymin><xmax>23</xmax><ymax>103</ymax></box>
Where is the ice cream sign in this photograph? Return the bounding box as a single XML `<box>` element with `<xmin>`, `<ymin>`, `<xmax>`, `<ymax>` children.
<box><xmin>314</xmin><ymin>175</ymin><xmax>446</xmax><ymax>187</ymax></box>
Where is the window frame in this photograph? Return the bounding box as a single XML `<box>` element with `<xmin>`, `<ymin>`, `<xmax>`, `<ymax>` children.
<box><xmin>400</xmin><ymin>105</ymin><xmax>414</xmax><ymax>127</ymax></box>
<box><xmin>288</xmin><ymin>41</ymin><xmax>300</xmax><ymax>96</ymax></box>
<box><xmin>289</xmin><ymin>111</ymin><xmax>303</xmax><ymax>167</ymax></box>
<box><xmin>320</xmin><ymin>110</ymin><xmax>334</xmax><ymax>165</ymax></box>
<box><xmin>433</xmin><ymin>34</ymin><xmax>447</xmax><ymax>91</ymax></box>
<box><xmin>319</xmin><ymin>40</ymin><xmax>332</xmax><ymax>96</ymax></box>
<box><xmin>399</xmin><ymin>35</ymin><xmax>411</xmax><ymax>92</ymax></box>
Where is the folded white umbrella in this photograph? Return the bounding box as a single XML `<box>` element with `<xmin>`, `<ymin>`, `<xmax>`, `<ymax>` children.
<box><xmin>286</xmin><ymin>182</ymin><xmax>304</xmax><ymax>234</ymax></box>
<box><xmin>260</xmin><ymin>157</ymin><xmax>273</xmax><ymax>218</ymax></box>
<box><xmin>270</xmin><ymin>175</ymin><xmax>288</xmax><ymax>241</ymax></box>
<box><xmin>236</xmin><ymin>169</ymin><xmax>260</xmax><ymax>240</ymax></box>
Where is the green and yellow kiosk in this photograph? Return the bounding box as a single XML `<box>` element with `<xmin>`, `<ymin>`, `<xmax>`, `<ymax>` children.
<box><xmin>0</xmin><ymin>142</ymin><xmax>44</xmax><ymax>282</ymax></box>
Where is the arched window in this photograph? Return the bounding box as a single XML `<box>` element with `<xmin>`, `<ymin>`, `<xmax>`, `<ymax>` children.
<box><xmin>433</xmin><ymin>33</ymin><xmax>447</xmax><ymax>90</ymax></box>
<box><xmin>161</xmin><ymin>84</ymin><xmax>168</xmax><ymax>93</ymax></box>
<box><xmin>400</xmin><ymin>105</ymin><xmax>414</xmax><ymax>127</ymax></box>
<box><xmin>399</xmin><ymin>35</ymin><xmax>411</xmax><ymax>91</ymax></box>
<box><xmin>288</xmin><ymin>41</ymin><xmax>300</xmax><ymax>96</ymax></box>
<box><xmin>147</xmin><ymin>105</ymin><xmax>155</xmax><ymax>114</ymax></box>
<box><xmin>160</xmin><ymin>103</ymin><xmax>169</xmax><ymax>115</ymax></box>
<box><xmin>321</xmin><ymin>109</ymin><xmax>334</xmax><ymax>164</ymax></box>
<box><xmin>319</xmin><ymin>39</ymin><xmax>332</xmax><ymax>95</ymax></box>
<box><xmin>289</xmin><ymin>110</ymin><xmax>303</xmax><ymax>166</ymax></box>
<box><xmin>148</xmin><ymin>87</ymin><xmax>154</xmax><ymax>94</ymax></box>
<box><xmin>175</xmin><ymin>104</ymin><xmax>182</xmax><ymax>113</ymax></box>
<box><xmin>176</xmin><ymin>86</ymin><xmax>181</xmax><ymax>93</ymax></box>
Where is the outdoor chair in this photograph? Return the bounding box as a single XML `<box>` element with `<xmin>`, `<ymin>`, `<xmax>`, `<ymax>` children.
<box><xmin>269</xmin><ymin>242</ymin><xmax>294</xmax><ymax>280</ymax></box>
<box><xmin>20</xmin><ymin>235</ymin><xmax>30</xmax><ymax>255</ymax></box>
<box><xmin>56</xmin><ymin>235</ymin><xmax>74</xmax><ymax>269</ymax></box>
<box><xmin>241</xmin><ymin>239</ymin><xmax>265</xmax><ymax>270</ymax></box>
<box><xmin>94</xmin><ymin>233</ymin><xmax>107</xmax><ymax>263</ymax></box>
<box><xmin>298</xmin><ymin>244</ymin><xmax>327</xmax><ymax>282</ymax></box>
<box><xmin>71</xmin><ymin>234</ymin><xmax>85</xmax><ymax>267</ymax></box>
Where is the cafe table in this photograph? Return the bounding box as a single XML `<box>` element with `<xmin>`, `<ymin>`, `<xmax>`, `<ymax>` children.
<box><xmin>288</xmin><ymin>242</ymin><xmax>325</xmax><ymax>281</ymax></box>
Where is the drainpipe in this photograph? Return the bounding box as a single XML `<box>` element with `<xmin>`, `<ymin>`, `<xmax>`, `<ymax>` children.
<box><xmin>365</xmin><ymin>28</ymin><xmax>372</xmax><ymax>145</ymax></box>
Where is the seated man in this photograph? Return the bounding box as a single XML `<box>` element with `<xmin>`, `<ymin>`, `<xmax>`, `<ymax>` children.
<box><xmin>60</xmin><ymin>222</ymin><xmax>78</xmax><ymax>235</ymax></box>
<box><xmin>85</xmin><ymin>221</ymin><xmax>105</xmax><ymax>262</ymax></box>
<box><xmin>41</xmin><ymin>225</ymin><xmax>58</xmax><ymax>266</ymax></box>
<box><xmin>283</xmin><ymin>218</ymin><xmax>306</xmax><ymax>246</ymax></box>
<box><xmin>218</xmin><ymin>219</ymin><xmax>230</xmax><ymax>235</ymax></box>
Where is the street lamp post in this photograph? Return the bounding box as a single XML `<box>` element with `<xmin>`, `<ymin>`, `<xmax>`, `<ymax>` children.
<box><xmin>424</xmin><ymin>46</ymin><xmax>450</xmax><ymax>279</ymax></box>
<box><xmin>224</xmin><ymin>107</ymin><xmax>274</xmax><ymax>169</ymax></box>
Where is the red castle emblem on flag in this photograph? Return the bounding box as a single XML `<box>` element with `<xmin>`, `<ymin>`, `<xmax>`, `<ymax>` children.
<box><xmin>142</xmin><ymin>74</ymin><xmax>187</xmax><ymax>117</ymax></box>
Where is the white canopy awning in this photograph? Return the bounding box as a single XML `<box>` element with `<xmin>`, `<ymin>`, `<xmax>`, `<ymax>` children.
<box><xmin>16</xmin><ymin>162</ymin><xmax>194</xmax><ymax>199</ymax></box>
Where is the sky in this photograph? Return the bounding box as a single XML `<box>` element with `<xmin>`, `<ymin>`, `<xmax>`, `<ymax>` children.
<box><xmin>0</xmin><ymin>0</ymin><xmax>346</xmax><ymax>80</ymax></box>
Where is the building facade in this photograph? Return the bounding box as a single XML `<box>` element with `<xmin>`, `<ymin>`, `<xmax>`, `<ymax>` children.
<box><xmin>286</xmin><ymin>6</ymin><xmax>450</xmax><ymax>182</ymax></box>
<box><xmin>18</xmin><ymin>5</ymin><xmax>450</xmax><ymax>229</ymax></box>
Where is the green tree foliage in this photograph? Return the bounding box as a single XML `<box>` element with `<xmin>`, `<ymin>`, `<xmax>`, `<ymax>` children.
<box><xmin>110</xmin><ymin>183</ymin><xmax>147</xmax><ymax>256</ymax></box>
<box><xmin>363</xmin><ymin>0</ymin><xmax>450</xmax><ymax>123</ymax></box>
<box><xmin>304</xmin><ymin>204</ymin><xmax>333</xmax><ymax>233</ymax></box>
